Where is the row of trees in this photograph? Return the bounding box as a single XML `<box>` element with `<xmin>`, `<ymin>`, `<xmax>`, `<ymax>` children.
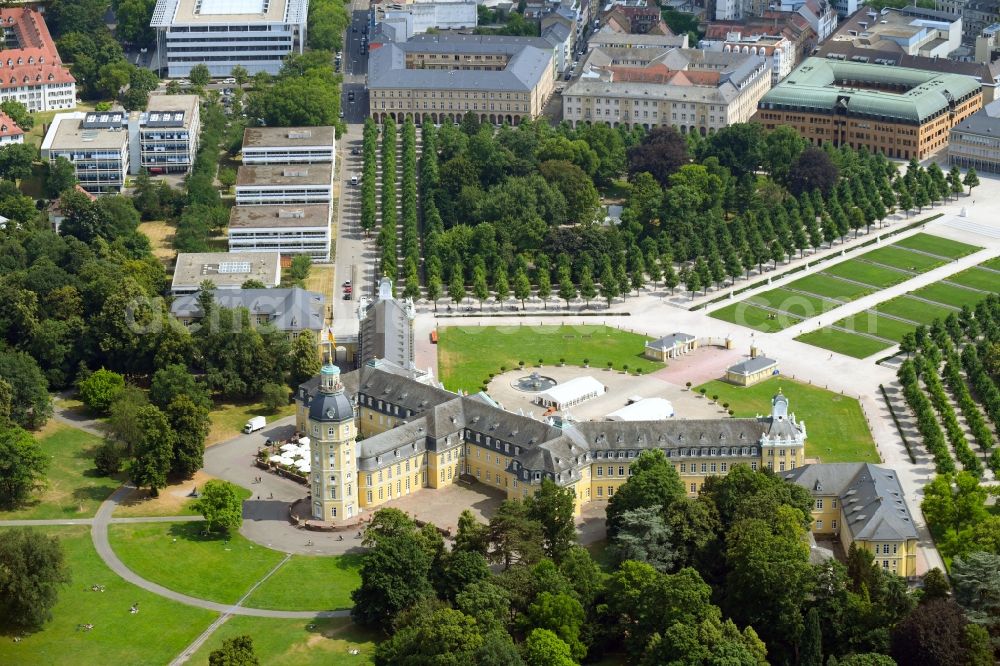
<box><xmin>377</xmin><ymin>118</ymin><xmax>398</xmax><ymax>278</ymax></box>
<box><xmin>307</xmin><ymin>0</ymin><xmax>350</xmax><ymax>53</ymax></box>
<box><xmin>351</xmin><ymin>454</ymin><xmax>994</xmax><ymax>665</ymax></box>
<box><xmin>917</xmin><ymin>352</ymin><xmax>982</xmax><ymax>476</ymax></box>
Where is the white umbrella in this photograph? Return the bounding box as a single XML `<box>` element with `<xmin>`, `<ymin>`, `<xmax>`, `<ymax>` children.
<box><xmin>268</xmin><ymin>454</ymin><xmax>283</xmax><ymax>462</ymax></box>
<box><xmin>294</xmin><ymin>459</ymin><xmax>310</xmax><ymax>469</ymax></box>
<box><xmin>280</xmin><ymin>443</ymin><xmax>297</xmax><ymax>452</ymax></box>
<box><xmin>277</xmin><ymin>456</ymin><xmax>295</xmax><ymax>465</ymax></box>
<box><xmin>298</xmin><ymin>464</ymin><xmax>311</xmax><ymax>474</ymax></box>
<box><xmin>297</xmin><ymin>437</ymin><xmax>311</xmax><ymax>447</ymax></box>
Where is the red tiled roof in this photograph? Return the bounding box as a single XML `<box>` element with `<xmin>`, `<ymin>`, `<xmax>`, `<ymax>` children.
<box><xmin>0</xmin><ymin>111</ymin><xmax>24</xmax><ymax>138</ymax></box>
<box><xmin>609</xmin><ymin>64</ymin><xmax>720</xmax><ymax>85</ymax></box>
<box><xmin>0</xmin><ymin>8</ymin><xmax>75</xmax><ymax>90</ymax></box>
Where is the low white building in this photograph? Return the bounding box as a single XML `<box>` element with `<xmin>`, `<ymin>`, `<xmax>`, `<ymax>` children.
<box><xmin>535</xmin><ymin>376</ymin><xmax>606</xmax><ymax>410</ymax></box>
<box><xmin>235</xmin><ymin>164</ymin><xmax>334</xmax><ymax>205</ymax></box>
<box><xmin>128</xmin><ymin>94</ymin><xmax>201</xmax><ymax>175</ymax></box>
<box><xmin>607</xmin><ymin>398</ymin><xmax>675</xmax><ymax>421</ymax></box>
<box><xmin>41</xmin><ymin>112</ymin><xmax>129</xmax><ymax>194</ymax></box>
<box><xmin>241</xmin><ymin>126</ymin><xmax>336</xmax><ymax>165</ymax></box>
<box><xmin>227</xmin><ymin>204</ymin><xmax>331</xmax><ymax>260</ymax></box>
<box><xmin>171</xmin><ymin>251</ymin><xmax>281</xmax><ymax>293</ymax></box>
<box><xmin>381</xmin><ymin>1</ymin><xmax>478</xmax><ymax>40</ymax></box>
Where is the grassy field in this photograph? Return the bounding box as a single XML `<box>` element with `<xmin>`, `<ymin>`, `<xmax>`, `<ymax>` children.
<box><xmin>709</xmin><ymin>302</ymin><xmax>803</xmax><ymax>333</ymax></box>
<box><xmin>138</xmin><ymin>221</ymin><xmax>177</xmax><ymax>264</ymax></box>
<box><xmin>875</xmin><ymin>296</ymin><xmax>958</xmax><ymax>325</ymax></box>
<box><xmin>820</xmin><ymin>261</ymin><xmax>910</xmax><ymax>289</ymax></box>
<box><xmin>944</xmin><ymin>267</ymin><xmax>999</xmax><ymax>292</ymax></box>
<box><xmin>785</xmin><ymin>273</ymin><xmax>874</xmax><ymax>300</ymax></box>
<box><xmin>862</xmin><ymin>246</ymin><xmax>946</xmax><ymax>272</ymax></box>
<box><xmin>108</xmin><ymin>521</ymin><xmax>287</xmax><ymax>605</ymax></box>
<box><xmin>0</xmin><ymin>526</ymin><xmax>215</xmax><ymax>665</ymax></box>
<box><xmin>243</xmin><ymin>554</ymin><xmax>362</xmax><ymax>611</ymax></box>
<box><xmin>981</xmin><ymin>257</ymin><xmax>1000</xmax><ymax>271</ymax></box>
<box><xmin>794</xmin><ymin>328</ymin><xmax>893</xmax><ymax>359</ymax></box>
<box><xmin>438</xmin><ymin>325</ymin><xmax>663</xmax><ymax>394</ymax></box>
<box><xmin>188</xmin><ymin>616</ymin><xmax>377</xmax><ymax>666</ymax></box>
<box><xmin>0</xmin><ymin>425</ymin><xmax>119</xmax><ymax>521</ymax></box>
<box><xmin>207</xmin><ymin>401</ymin><xmax>297</xmax><ymax>446</ymax></box>
<box><xmin>747</xmin><ymin>288</ymin><xmax>837</xmax><ymax>316</ymax></box>
<box><xmin>830</xmin><ymin>311</ymin><xmax>914</xmax><ymax>343</ymax></box>
<box><xmin>695</xmin><ymin>377</ymin><xmax>879</xmax><ymax>463</ymax></box>
<box><xmin>891</xmin><ymin>232</ymin><xmax>980</xmax><ymax>258</ymax></box>
<box><xmin>912</xmin><ymin>282</ymin><xmax>989</xmax><ymax>309</ymax></box>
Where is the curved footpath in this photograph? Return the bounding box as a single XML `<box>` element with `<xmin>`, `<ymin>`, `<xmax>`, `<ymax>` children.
<box><xmin>88</xmin><ymin>485</ymin><xmax>350</xmax><ymax>619</ymax></box>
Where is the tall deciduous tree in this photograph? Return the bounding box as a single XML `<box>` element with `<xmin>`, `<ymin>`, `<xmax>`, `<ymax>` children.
<box><xmin>525</xmin><ymin>479</ymin><xmax>576</xmax><ymax>562</ymax></box>
<box><xmin>77</xmin><ymin>368</ymin><xmax>125</xmax><ymax>415</ymax></box>
<box><xmin>0</xmin><ymin>425</ymin><xmax>48</xmax><ymax>509</ymax></box>
<box><xmin>166</xmin><ymin>395</ymin><xmax>209</xmax><ymax>478</ymax></box>
<box><xmin>194</xmin><ymin>480</ymin><xmax>245</xmax><ymax>533</ymax></box>
<box><xmin>0</xmin><ymin>528</ymin><xmax>69</xmax><ymax>629</ymax></box>
<box><xmin>627</xmin><ymin>126</ymin><xmax>689</xmax><ymax>185</ymax></box>
<box><xmin>208</xmin><ymin>635</ymin><xmax>259</xmax><ymax>666</ymax></box>
<box><xmin>129</xmin><ymin>405</ymin><xmax>174</xmax><ymax>496</ymax></box>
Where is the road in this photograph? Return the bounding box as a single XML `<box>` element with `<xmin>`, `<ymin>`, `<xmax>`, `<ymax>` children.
<box><xmin>331</xmin><ymin>0</ymin><xmax>377</xmax><ymax>350</ymax></box>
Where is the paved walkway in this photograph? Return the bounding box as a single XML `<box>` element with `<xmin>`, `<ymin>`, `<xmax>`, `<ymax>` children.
<box><xmin>51</xmin><ymin>391</ymin><xmax>106</xmax><ymax>437</ymax></box>
<box><xmin>0</xmin><ymin>515</ymin><xmax>204</xmax><ymax>527</ymax></box>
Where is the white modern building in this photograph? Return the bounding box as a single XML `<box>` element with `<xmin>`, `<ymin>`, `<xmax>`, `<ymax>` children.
<box><xmin>241</xmin><ymin>126</ymin><xmax>336</xmax><ymax>165</ymax></box>
<box><xmin>150</xmin><ymin>0</ymin><xmax>309</xmax><ymax>77</ymax></box>
<box><xmin>235</xmin><ymin>163</ymin><xmax>334</xmax><ymax>205</ymax></box>
<box><xmin>227</xmin><ymin>204</ymin><xmax>332</xmax><ymax>260</ymax></box>
<box><xmin>128</xmin><ymin>94</ymin><xmax>200</xmax><ymax>175</ymax></box>
<box><xmin>170</xmin><ymin>251</ymin><xmax>281</xmax><ymax>293</ymax></box>
<box><xmin>381</xmin><ymin>1</ymin><xmax>478</xmax><ymax>40</ymax></box>
<box><xmin>701</xmin><ymin>32</ymin><xmax>795</xmax><ymax>86</ymax></box>
<box><xmin>41</xmin><ymin>112</ymin><xmax>129</xmax><ymax>194</ymax></box>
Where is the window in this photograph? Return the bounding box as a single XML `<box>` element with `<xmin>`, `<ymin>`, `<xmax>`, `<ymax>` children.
<box><xmin>596</xmin><ymin>466</ymin><xmax>603</xmax><ymax>477</ymax></box>
<box><xmin>366</xmin><ymin>474</ymin><xmax>372</xmax><ymax>486</ymax></box>
<box><xmin>618</xmin><ymin>466</ymin><xmax>624</xmax><ymax>477</ymax></box>
<box><xmin>882</xmin><ymin>560</ymin><xmax>889</xmax><ymax>569</ymax></box>
<box><xmin>832</xmin><ymin>499</ymin><xmax>838</xmax><ymax>508</ymax></box>
<box><xmin>597</xmin><ymin>486</ymin><xmax>603</xmax><ymax>497</ymax></box>
<box><xmin>832</xmin><ymin>520</ymin><xmax>838</xmax><ymax>529</ymax></box>
<box><xmin>815</xmin><ymin>499</ymin><xmax>824</xmax><ymax>509</ymax></box>
<box><xmin>701</xmin><ymin>463</ymin><xmax>707</xmax><ymax>473</ymax></box>
<box><xmin>607</xmin><ymin>486</ymin><xmax>614</xmax><ymax>496</ymax></box>
<box><xmin>816</xmin><ymin>520</ymin><xmax>823</xmax><ymax>530</ymax></box>
<box><xmin>883</xmin><ymin>544</ymin><xmax>890</xmax><ymax>554</ymax></box>
<box><xmin>690</xmin><ymin>483</ymin><xmax>697</xmax><ymax>493</ymax></box>
<box><xmin>680</xmin><ymin>463</ymin><xmax>686</xmax><ymax>472</ymax></box>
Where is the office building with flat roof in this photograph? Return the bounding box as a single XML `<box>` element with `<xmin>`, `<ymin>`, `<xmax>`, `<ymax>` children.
<box><xmin>40</xmin><ymin>111</ymin><xmax>129</xmax><ymax>194</ymax></box>
<box><xmin>235</xmin><ymin>163</ymin><xmax>334</xmax><ymax>205</ymax></box>
<box><xmin>241</xmin><ymin>126</ymin><xmax>336</xmax><ymax>165</ymax></box>
<box><xmin>128</xmin><ymin>94</ymin><xmax>200</xmax><ymax>175</ymax></box>
<box><xmin>227</xmin><ymin>204</ymin><xmax>331</xmax><ymax>260</ymax></box>
<box><xmin>150</xmin><ymin>0</ymin><xmax>308</xmax><ymax>77</ymax></box>
<box><xmin>757</xmin><ymin>57</ymin><xmax>982</xmax><ymax>159</ymax></box>
<box><xmin>949</xmin><ymin>103</ymin><xmax>1000</xmax><ymax>172</ymax></box>
<box><xmin>171</xmin><ymin>251</ymin><xmax>281</xmax><ymax>293</ymax></box>
<box><xmin>367</xmin><ymin>33</ymin><xmax>556</xmax><ymax>125</ymax></box>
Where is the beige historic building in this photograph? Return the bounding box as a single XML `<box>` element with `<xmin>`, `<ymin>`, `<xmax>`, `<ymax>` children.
<box><xmin>562</xmin><ymin>47</ymin><xmax>771</xmax><ymax>133</ymax></box>
<box><xmin>367</xmin><ymin>34</ymin><xmax>556</xmax><ymax>125</ymax></box>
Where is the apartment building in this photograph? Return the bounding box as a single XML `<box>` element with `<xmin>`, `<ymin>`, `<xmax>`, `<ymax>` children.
<box><xmin>0</xmin><ymin>110</ymin><xmax>23</xmax><ymax>144</ymax></box>
<box><xmin>949</xmin><ymin>105</ymin><xmax>1000</xmax><ymax>173</ymax></box>
<box><xmin>235</xmin><ymin>164</ymin><xmax>334</xmax><ymax>205</ymax></box>
<box><xmin>41</xmin><ymin>112</ymin><xmax>129</xmax><ymax>194</ymax></box>
<box><xmin>702</xmin><ymin>32</ymin><xmax>796</xmax><ymax>85</ymax></box>
<box><xmin>150</xmin><ymin>0</ymin><xmax>308</xmax><ymax>77</ymax></box>
<box><xmin>241</xmin><ymin>126</ymin><xmax>336</xmax><ymax>165</ymax></box>
<box><xmin>824</xmin><ymin>6</ymin><xmax>962</xmax><ymax>59</ymax></box>
<box><xmin>757</xmin><ymin>57</ymin><xmax>983</xmax><ymax>160</ymax></box>
<box><xmin>0</xmin><ymin>8</ymin><xmax>76</xmax><ymax>112</ymax></box>
<box><xmin>367</xmin><ymin>34</ymin><xmax>556</xmax><ymax>125</ymax></box>
<box><xmin>128</xmin><ymin>94</ymin><xmax>200</xmax><ymax>175</ymax></box>
<box><xmin>227</xmin><ymin>204</ymin><xmax>332</xmax><ymax>260</ymax></box>
<box><xmin>562</xmin><ymin>47</ymin><xmax>771</xmax><ymax>133</ymax></box>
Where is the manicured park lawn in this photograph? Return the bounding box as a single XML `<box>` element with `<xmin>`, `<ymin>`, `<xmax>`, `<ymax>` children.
<box><xmin>832</xmin><ymin>310</ymin><xmax>916</xmax><ymax>343</ymax></box>
<box><xmin>747</xmin><ymin>288</ymin><xmax>835</xmax><ymax>318</ymax></box>
<box><xmin>108</xmin><ymin>521</ymin><xmax>287</xmax><ymax>605</ymax></box>
<box><xmin>981</xmin><ymin>257</ymin><xmax>1000</xmax><ymax>271</ymax></box>
<box><xmin>438</xmin><ymin>325</ymin><xmax>663</xmax><ymax>394</ymax></box>
<box><xmin>695</xmin><ymin>377</ymin><xmax>879</xmax><ymax>463</ymax></box>
<box><xmin>788</xmin><ymin>273</ymin><xmax>874</xmax><ymax>301</ymax></box>
<box><xmin>862</xmin><ymin>246</ymin><xmax>945</xmax><ymax>272</ymax></box>
<box><xmin>0</xmin><ymin>526</ymin><xmax>215</xmax><ymax>665</ymax></box>
<box><xmin>207</xmin><ymin>400</ymin><xmax>296</xmax><ymax>446</ymax></box>
<box><xmin>794</xmin><ymin>328</ymin><xmax>892</xmax><ymax>359</ymax></box>
<box><xmin>912</xmin><ymin>282</ymin><xmax>990</xmax><ymax>309</ymax></box>
<box><xmin>891</xmin><ymin>232</ymin><xmax>980</xmax><ymax>259</ymax></box>
<box><xmin>875</xmin><ymin>296</ymin><xmax>958</xmax><ymax>325</ymax></box>
<box><xmin>944</xmin><ymin>267</ymin><xmax>999</xmax><ymax>293</ymax></box>
<box><xmin>820</xmin><ymin>260</ymin><xmax>910</xmax><ymax>289</ymax></box>
<box><xmin>243</xmin><ymin>554</ymin><xmax>362</xmax><ymax>611</ymax></box>
<box><xmin>709</xmin><ymin>302</ymin><xmax>802</xmax><ymax>333</ymax></box>
<box><xmin>188</xmin><ymin>616</ymin><xmax>377</xmax><ymax>666</ymax></box>
<box><xmin>0</xmin><ymin>424</ymin><xmax>120</xmax><ymax>521</ymax></box>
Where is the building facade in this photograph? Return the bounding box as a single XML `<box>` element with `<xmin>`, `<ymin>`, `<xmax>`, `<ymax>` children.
<box><xmin>150</xmin><ymin>0</ymin><xmax>308</xmax><ymax>77</ymax></box>
<box><xmin>0</xmin><ymin>110</ymin><xmax>23</xmax><ymax>144</ymax></box>
<box><xmin>41</xmin><ymin>112</ymin><xmax>130</xmax><ymax>194</ymax></box>
<box><xmin>0</xmin><ymin>8</ymin><xmax>76</xmax><ymax>113</ymax></box>
<box><xmin>227</xmin><ymin>205</ymin><xmax>332</xmax><ymax>260</ymax></box>
<box><xmin>757</xmin><ymin>57</ymin><xmax>983</xmax><ymax>160</ymax></box>
<box><xmin>949</xmin><ymin>106</ymin><xmax>1000</xmax><ymax>172</ymax></box>
<box><xmin>307</xmin><ymin>364</ymin><xmax>359</xmax><ymax>521</ymax></box>
<box><xmin>785</xmin><ymin>463</ymin><xmax>919</xmax><ymax>577</ymax></box>
<box><xmin>170</xmin><ymin>286</ymin><xmax>324</xmax><ymax>338</ymax></box>
<box><xmin>235</xmin><ymin>164</ymin><xmax>334</xmax><ymax>205</ymax></box>
<box><xmin>367</xmin><ymin>34</ymin><xmax>556</xmax><ymax>125</ymax></box>
<box><xmin>713</xmin><ymin>33</ymin><xmax>796</xmax><ymax>85</ymax></box>
<box><xmin>170</xmin><ymin>251</ymin><xmax>281</xmax><ymax>294</ymax></box>
<box><xmin>297</xmin><ymin>360</ymin><xmax>807</xmax><ymax>522</ymax></box>
<box><xmin>241</xmin><ymin>127</ymin><xmax>336</xmax><ymax>165</ymax></box>
<box><xmin>563</xmin><ymin>47</ymin><xmax>771</xmax><ymax>133</ymax></box>
<box><xmin>128</xmin><ymin>94</ymin><xmax>200</xmax><ymax>175</ymax></box>
<box><xmin>644</xmin><ymin>333</ymin><xmax>698</xmax><ymax>361</ymax></box>
<box><xmin>358</xmin><ymin>278</ymin><xmax>416</xmax><ymax>370</ymax></box>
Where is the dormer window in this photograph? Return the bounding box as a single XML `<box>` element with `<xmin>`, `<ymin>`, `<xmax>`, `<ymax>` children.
<box><xmin>27</xmin><ymin>57</ymin><xmax>33</xmax><ymax>64</ymax></box>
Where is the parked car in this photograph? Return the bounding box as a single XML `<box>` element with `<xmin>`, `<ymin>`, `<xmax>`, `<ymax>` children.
<box><xmin>222</xmin><ymin>77</ymin><xmax>236</xmax><ymax>84</ymax></box>
<box><xmin>343</xmin><ymin>280</ymin><xmax>352</xmax><ymax>287</ymax></box>
<box><xmin>350</xmin><ymin>146</ymin><xmax>360</xmax><ymax>155</ymax></box>
<box><xmin>348</xmin><ymin>90</ymin><xmax>355</xmax><ymax>101</ymax></box>
<box><xmin>179</xmin><ymin>79</ymin><xmax>191</xmax><ymax>85</ymax></box>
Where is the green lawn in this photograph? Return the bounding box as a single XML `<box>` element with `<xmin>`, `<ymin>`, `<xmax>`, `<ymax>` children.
<box><xmin>438</xmin><ymin>325</ymin><xmax>663</xmax><ymax>394</ymax></box>
<box><xmin>875</xmin><ymin>296</ymin><xmax>957</xmax><ymax>325</ymax></box>
<box><xmin>244</xmin><ymin>554</ymin><xmax>362</xmax><ymax>611</ymax></box>
<box><xmin>913</xmin><ymin>282</ymin><xmax>990</xmax><ymax>309</ymax></box>
<box><xmin>0</xmin><ymin>424</ymin><xmax>120</xmax><ymax>521</ymax></box>
<box><xmin>709</xmin><ymin>302</ymin><xmax>803</xmax><ymax>333</ymax></box>
<box><xmin>891</xmin><ymin>233</ymin><xmax>981</xmax><ymax>259</ymax></box>
<box><xmin>794</xmin><ymin>328</ymin><xmax>893</xmax><ymax>359</ymax></box>
<box><xmin>819</xmin><ymin>261</ymin><xmax>910</xmax><ymax>289</ymax></box>
<box><xmin>944</xmin><ymin>267</ymin><xmax>999</xmax><ymax>293</ymax></box>
<box><xmin>789</xmin><ymin>273</ymin><xmax>875</xmax><ymax>301</ymax></box>
<box><xmin>207</xmin><ymin>401</ymin><xmax>296</xmax><ymax>446</ymax></box>
<box><xmin>862</xmin><ymin>246</ymin><xmax>946</xmax><ymax>272</ymax></box>
<box><xmin>694</xmin><ymin>377</ymin><xmax>879</xmax><ymax>463</ymax></box>
<box><xmin>108</xmin><ymin>521</ymin><xmax>287</xmax><ymax>605</ymax></box>
<box><xmin>188</xmin><ymin>617</ymin><xmax>377</xmax><ymax>666</ymax></box>
<box><xmin>0</xmin><ymin>526</ymin><xmax>215</xmax><ymax>664</ymax></box>
<box><xmin>747</xmin><ymin>288</ymin><xmax>836</xmax><ymax>318</ymax></box>
<box><xmin>832</xmin><ymin>310</ymin><xmax>916</xmax><ymax>343</ymax></box>
<box><xmin>981</xmin><ymin>257</ymin><xmax>1000</xmax><ymax>271</ymax></box>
